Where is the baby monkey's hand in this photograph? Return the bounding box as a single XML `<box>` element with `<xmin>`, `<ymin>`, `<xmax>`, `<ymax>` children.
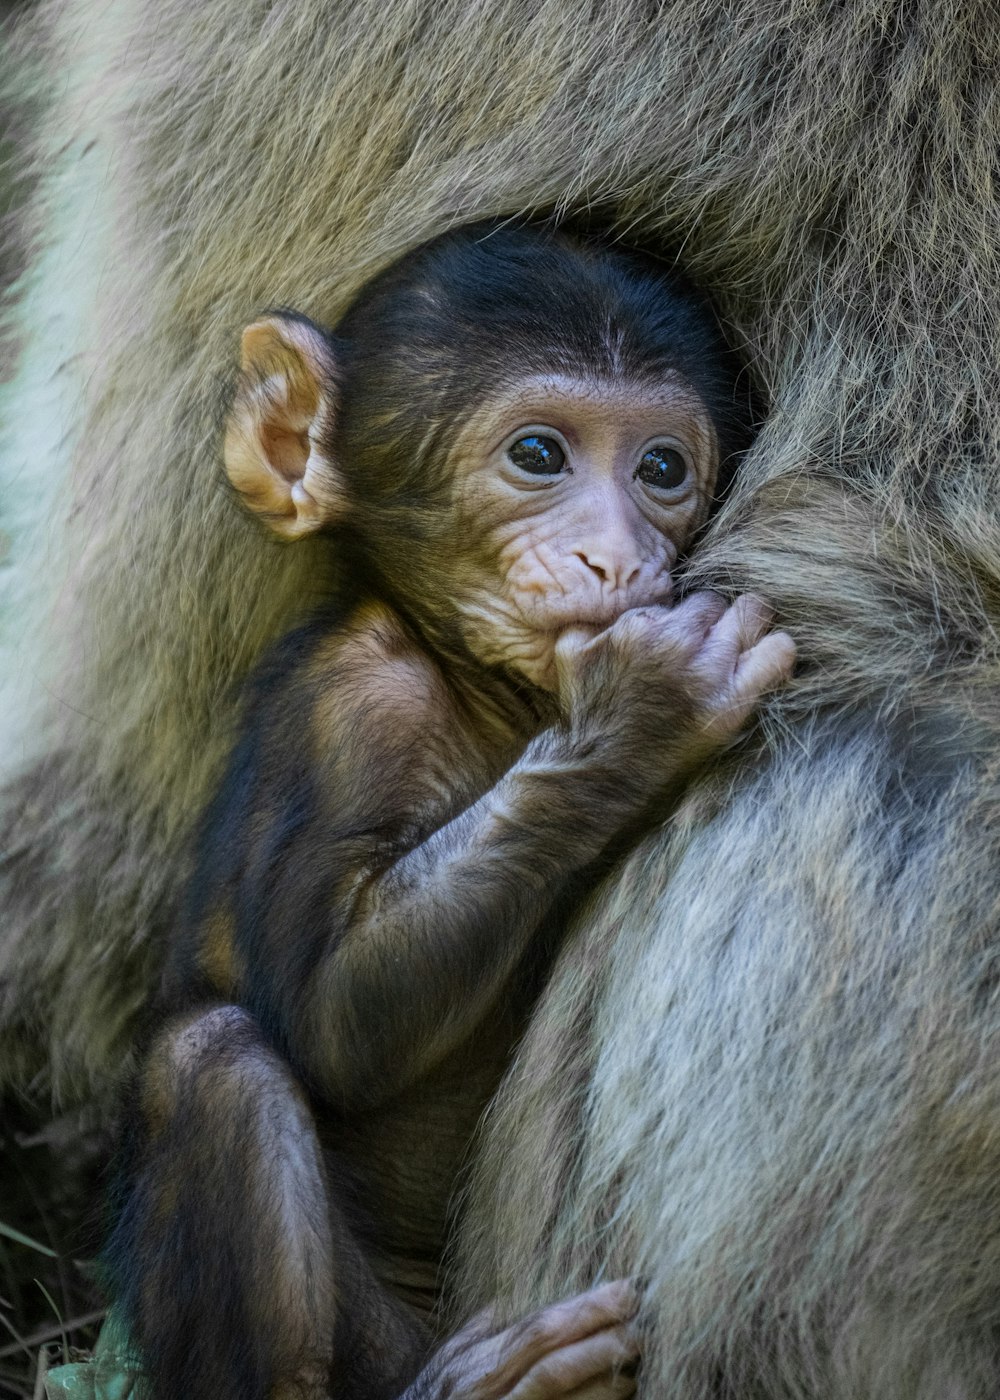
<box><xmin>554</xmin><ymin>592</ymin><xmax>795</xmax><ymax>784</ymax></box>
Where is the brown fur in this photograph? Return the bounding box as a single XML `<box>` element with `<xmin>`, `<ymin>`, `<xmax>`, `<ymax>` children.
<box><xmin>3</xmin><ymin>0</ymin><xmax>1000</xmax><ymax>1393</ymax></box>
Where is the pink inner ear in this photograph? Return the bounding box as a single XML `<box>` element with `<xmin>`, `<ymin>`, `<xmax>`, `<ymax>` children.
<box><xmin>262</xmin><ymin>424</ymin><xmax>311</xmax><ymax>485</ymax></box>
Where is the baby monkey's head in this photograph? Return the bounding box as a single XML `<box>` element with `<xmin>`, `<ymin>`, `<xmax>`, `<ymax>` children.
<box><xmin>225</xmin><ymin>222</ymin><xmax>754</xmax><ymax>690</ymax></box>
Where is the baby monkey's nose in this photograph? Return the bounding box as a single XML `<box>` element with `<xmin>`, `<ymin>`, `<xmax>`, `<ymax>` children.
<box><xmin>574</xmin><ymin>549</ymin><xmax>643</xmax><ymax>591</ymax></box>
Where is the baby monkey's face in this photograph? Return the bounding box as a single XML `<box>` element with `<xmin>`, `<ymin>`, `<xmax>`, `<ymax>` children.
<box><xmin>447</xmin><ymin>373</ymin><xmax>721</xmax><ymax>692</ymax></box>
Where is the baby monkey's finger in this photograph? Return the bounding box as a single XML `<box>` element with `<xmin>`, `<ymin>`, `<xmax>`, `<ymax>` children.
<box><xmin>709</xmin><ymin>594</ymin><xmax>775</xmax><ymax>655</ymax></box>
<box><xmin>671</xmin><ymin>590</ymin><xmax>728</xmax><ymax>637</ymax></box>
<box><xmin>731</xmin><ymin>631</ymin><xmax>797</xmax><ymax>702</ymax></box>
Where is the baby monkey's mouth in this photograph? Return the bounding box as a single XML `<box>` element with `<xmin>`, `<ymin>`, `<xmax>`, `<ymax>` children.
<box><xmin>518</xmin><ymin>582</ymin><xmax>675</xmax><ymax>638</ymax></box>
<box><xmin>540</xmin><ymin>592</ymin><xmax>675</xmax><ymax>639</ymax></box>
<box><xmin>456</xmin><ymin>585</ymin><xmax>676</xmax><ymax>693</ymax></box>
<box><xmin>500</xmin><ymin>597</ymin><xmax>678</xmax><ymax>696</ymax></box>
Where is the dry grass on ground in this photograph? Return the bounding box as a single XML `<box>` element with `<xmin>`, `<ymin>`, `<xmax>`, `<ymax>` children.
<box><xmin>0</xmin><ymin>1100</ymin><xmax>107</xmax><ymax>1398</ymax></box>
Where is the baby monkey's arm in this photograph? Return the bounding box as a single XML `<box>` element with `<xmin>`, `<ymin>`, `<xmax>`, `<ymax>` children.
<box><xmin>287</xmin><ymin>593</ymin><xmax>793</xmax><ymax>1108</ymax></box>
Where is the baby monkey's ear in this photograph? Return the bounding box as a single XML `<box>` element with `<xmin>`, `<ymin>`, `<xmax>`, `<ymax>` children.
<box><xmin>225</xmin><ymin>315</ymin><xmax>345</xmax><ymax>540</ymax></box>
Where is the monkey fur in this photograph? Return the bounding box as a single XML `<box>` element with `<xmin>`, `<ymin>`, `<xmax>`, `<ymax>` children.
<box><xmin>3</xmin><ymin>0</ymin><xmax>1000</xmax><ymax>1396</ymax></box>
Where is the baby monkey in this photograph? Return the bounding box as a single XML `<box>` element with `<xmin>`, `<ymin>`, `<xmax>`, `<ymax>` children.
<box><xmin>111</xmin><ymin>223</ymin><xmax>795</xmax><ymax>1400</ymax></box>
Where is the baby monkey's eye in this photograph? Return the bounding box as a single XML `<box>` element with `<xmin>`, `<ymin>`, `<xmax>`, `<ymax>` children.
<box><xmin>636</xmin><ymin>446</ymin><xmax>688</xmax><ymax>490</ymax></box>
<box><xmin>507</xmin><ymin>435</ymin><xmax>567</xmax><ymax>476</ymax></box>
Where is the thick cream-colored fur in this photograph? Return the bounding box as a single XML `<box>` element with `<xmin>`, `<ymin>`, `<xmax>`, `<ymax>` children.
<box><xmin>3</xmin><ymin>0</ymin><xmax>1000</xmax><ymax>1390</ymax></box>
<box><xmin>455</xmin><ymin>714</ymin><xmax>1000</xmax><ymax>1395</ymax></box>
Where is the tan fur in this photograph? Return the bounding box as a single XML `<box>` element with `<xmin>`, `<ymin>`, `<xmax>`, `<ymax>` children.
<box><xmin>3</xmin><ymin>0</ymin><xmax>1000</xmax><ymax>1392</ymax></box>
<box><xmin>196</xmin><ymin>906</ymin><xmax>240</xmax><ymax>996</ymax></box>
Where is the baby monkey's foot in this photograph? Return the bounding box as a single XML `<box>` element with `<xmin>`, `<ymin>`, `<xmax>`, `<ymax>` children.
<box><xmin>405</xmin><ymin>1280</ymin><xmax>639</xmax><ymax>1400</ymax></box>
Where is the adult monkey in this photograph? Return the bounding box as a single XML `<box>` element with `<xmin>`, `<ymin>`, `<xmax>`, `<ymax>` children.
<box><xmin>2</xmin><ymin>0</ymin><xmax>1000</xmax><ymax>1397</ymax></box>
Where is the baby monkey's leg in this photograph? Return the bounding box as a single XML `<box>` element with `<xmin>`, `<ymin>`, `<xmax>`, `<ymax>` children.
<box><xmin>116</xmin><ymin>1005</ymin><xmax>638</xmax><ymax>1400</ymax></box>
<box><xmin>117</xmin><ymin>1004</ymin><xmax>425</xmax><ymax>1400</ymax></box>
